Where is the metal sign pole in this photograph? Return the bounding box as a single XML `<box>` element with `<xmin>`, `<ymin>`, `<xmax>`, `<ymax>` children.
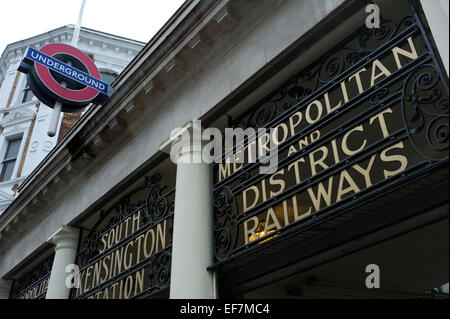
<box><xmin>47</xmin><ymin>0</ymin><xmax>86</xmax><ymax>137</ymax></box>
<box><xmin>18</xmin><ymin>1</ymin><xmax>109</xmax><ymax>138</ymax></box>
<box><xmin>72</xmin><ymin>0</ymin><xmax>86</xmax><ymax>48</ymax></box>
<box><xmin>47</xmin><ymin>82</ymin><xmax>66</xmax><ymax>137</ymax></box>
<box><xmin>47</xmin><ymin>59</ymin><xmax>72</xmax><ymax>137</ymax></box>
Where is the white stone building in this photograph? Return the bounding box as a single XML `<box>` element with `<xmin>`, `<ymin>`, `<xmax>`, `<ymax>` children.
<box><xmin>0</xmin><ymin>25</ymin><xmax>144</xmax><ymax>214</ymax></box>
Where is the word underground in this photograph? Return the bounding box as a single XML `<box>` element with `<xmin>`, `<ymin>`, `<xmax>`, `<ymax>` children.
<box><xmin>25</xmin><ymin>47</ymin><xmax>108</xmax><ymax>94</ymax></box>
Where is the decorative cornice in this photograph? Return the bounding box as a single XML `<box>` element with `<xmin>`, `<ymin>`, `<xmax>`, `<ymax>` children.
<box><xmin>0</xmin><ymin>0</ymin><xmax>288</xmax><ymax>269</ymax></box>
<box><xmin>0</xmin><ymin>106</ymin><xmax>36</xmax><ymax>128</ymax></box>
<box><xmin>0</xmin><ymin>100</ymin><xmax>39</xmax><ymax>114</ymax></box>
<box><xmin>0</xmin><ymin>0</ymin><xmax>234</xmax><ymax>242</ymax></box>
<box><xmin>0</xmin><ymin>0</ymin><xmax>226</xmax><ymax>246</ymax></box>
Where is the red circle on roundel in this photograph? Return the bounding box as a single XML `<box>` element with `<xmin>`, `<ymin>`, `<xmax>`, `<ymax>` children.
<box><xmin>35</xmin><ymin>43</ymin><xmax>101</xmax><ymax>103</ymax></box>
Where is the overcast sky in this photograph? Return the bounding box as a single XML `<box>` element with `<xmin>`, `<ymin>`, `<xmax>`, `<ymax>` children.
<box><xmin>0</xmin><ymin>0</ymin><xmax>185</xmax><ymax>53</ymax></box>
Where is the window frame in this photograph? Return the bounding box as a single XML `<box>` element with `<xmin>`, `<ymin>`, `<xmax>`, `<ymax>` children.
<box><xmin>21</xmin><ymin>82</ymin><xmax>34</xmax><ymax>104</ymax></box>
<box><xmin>0</xmin><ymin>135</ymin><xmax>24</xmax><ymax>182</ymax></box>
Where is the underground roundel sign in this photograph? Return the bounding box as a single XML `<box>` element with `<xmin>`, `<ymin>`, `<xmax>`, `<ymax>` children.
<box><xmin>18</xmin><ymin>43</ymin><xmax>110</xmax><ymax>112</ymax></box>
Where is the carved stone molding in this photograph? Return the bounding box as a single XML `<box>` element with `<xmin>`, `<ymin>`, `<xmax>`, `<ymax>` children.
<box><xmin>0</xmin><ymin>106</ymin><xmax>36</xmax><ymax>129</ymax></box>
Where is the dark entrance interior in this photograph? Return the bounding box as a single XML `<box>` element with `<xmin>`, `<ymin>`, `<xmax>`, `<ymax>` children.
<box><xmin>244</xmin><ymin>217</ymin><xmax>449</xmax><ymax>299</ymax></box>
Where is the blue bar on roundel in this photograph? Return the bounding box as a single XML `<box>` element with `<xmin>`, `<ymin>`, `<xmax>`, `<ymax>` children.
<box><xmin>25</xmin><ymin>47</ymin><xmax>109</xmax><ymax>94</ymax></box>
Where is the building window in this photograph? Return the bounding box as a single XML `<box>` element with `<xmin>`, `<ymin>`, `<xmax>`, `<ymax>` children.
<box><xmin>21</xmin><ymin>82</ymin><xmax>34</xmax><ymax>103</ymax></box>
<box><xmin>0</xmin><ymin>136</ymin><xmax>23</xmax><ymax>182</ymax></box>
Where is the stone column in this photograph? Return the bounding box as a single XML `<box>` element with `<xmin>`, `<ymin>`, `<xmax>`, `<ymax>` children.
<box><xmin>0</xmin><ymin>279</ymin><xmax>12</xmax><ymax>299</ymax></box>
<box><xmin>161</xmin><ymin>121</ymin><xmax>216</xmax><ymax>299</ymax></box>
<box><xmin>46</xmin><ymin>225</ymin><xmax>79</xmax><ymax>299</ymax></box>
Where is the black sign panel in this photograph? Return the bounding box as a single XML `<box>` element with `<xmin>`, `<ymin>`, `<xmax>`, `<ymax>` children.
<box><xmin>10</xmin><ymin>253</ymin><xmax>54</xmax><ymax>299</ymax></box>
<box><xmin>72</xmin><ymin>174</ymin><xmax>174</xmax><ymax>299</ymax></box>
<box><xmin>212</xmin><ymin>2</ymin><xmax>448</xmax><ymax>265</ymax></box>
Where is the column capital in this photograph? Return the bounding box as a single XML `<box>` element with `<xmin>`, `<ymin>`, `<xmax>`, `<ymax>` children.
<box><xmin>160</xmin><ymin>120</ymin><xmax>207</xmax><ymax>164</ymax></box>
<box><xmin>47</xmin><ymin>225</ymin><xmax>79</xmax><ymax>251</ymax></box>
<box><xmin>46</xmin><ymin>225</ymin><xmax>80</xmax><ymax>299</ymax></box>
<box><xmin>0</xmin><ymin>279</ymin><xmax>12</xmax><ymax>299</ymax></box>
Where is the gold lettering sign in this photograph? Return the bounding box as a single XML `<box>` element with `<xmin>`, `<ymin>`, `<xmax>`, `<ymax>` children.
<box><xmin>74</xmin><ymin>176</ymin><xmax>175</xmax><ymax>299</ymax></box>
<box><xmin>10</xmin><ymin>253</ymin><xmax>54</xmax><ymax>299</ymax></box>
<box><xmin>74</xmin><ymin>216</ymin><xmax>168</xmax><ymax>298</ymax></box>
<box><xmin>217</xmin><ymin>36</ymin><xmax>419</xmax><ymax>183</ymax></box>
<box><xmin>15</xmin><ymin>277</ymin><xmax>50</xmax><ymax>299</ymax></box>
<box><xmin>213</xmin><ymin>15</ymin><xmax>449</xmax><ymax>262</ymax></box>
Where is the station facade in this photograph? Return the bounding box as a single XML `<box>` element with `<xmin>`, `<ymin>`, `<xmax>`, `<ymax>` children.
<box><xmin>0</xmin><ymin>0</ymin><xmax>448</xmax><ymax>299</ymax></box>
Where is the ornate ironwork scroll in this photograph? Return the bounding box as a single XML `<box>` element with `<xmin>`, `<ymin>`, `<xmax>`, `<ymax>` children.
<box><xmin>230</xmin><ymin>15</ymin><xmax>416</xmax><ymax>131</ymax></box>
<box><xmin>212</xmin><ymin>1</ymin><xmax>448</xmax><ymax>264</ymax></box>
<box><xmin>402</xmin><ymin>63</ymin><xmax>449</xmax><ymax>161</ymax></box>
<box><xmin>72</xmin><ymin>174</ymin><xmax>175</xmax><ymax>299</ymax></box>
<box><xmin>10</xmin><ymin>253</ymin><xmax>54</xmax><ymax>299</ymax></box>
